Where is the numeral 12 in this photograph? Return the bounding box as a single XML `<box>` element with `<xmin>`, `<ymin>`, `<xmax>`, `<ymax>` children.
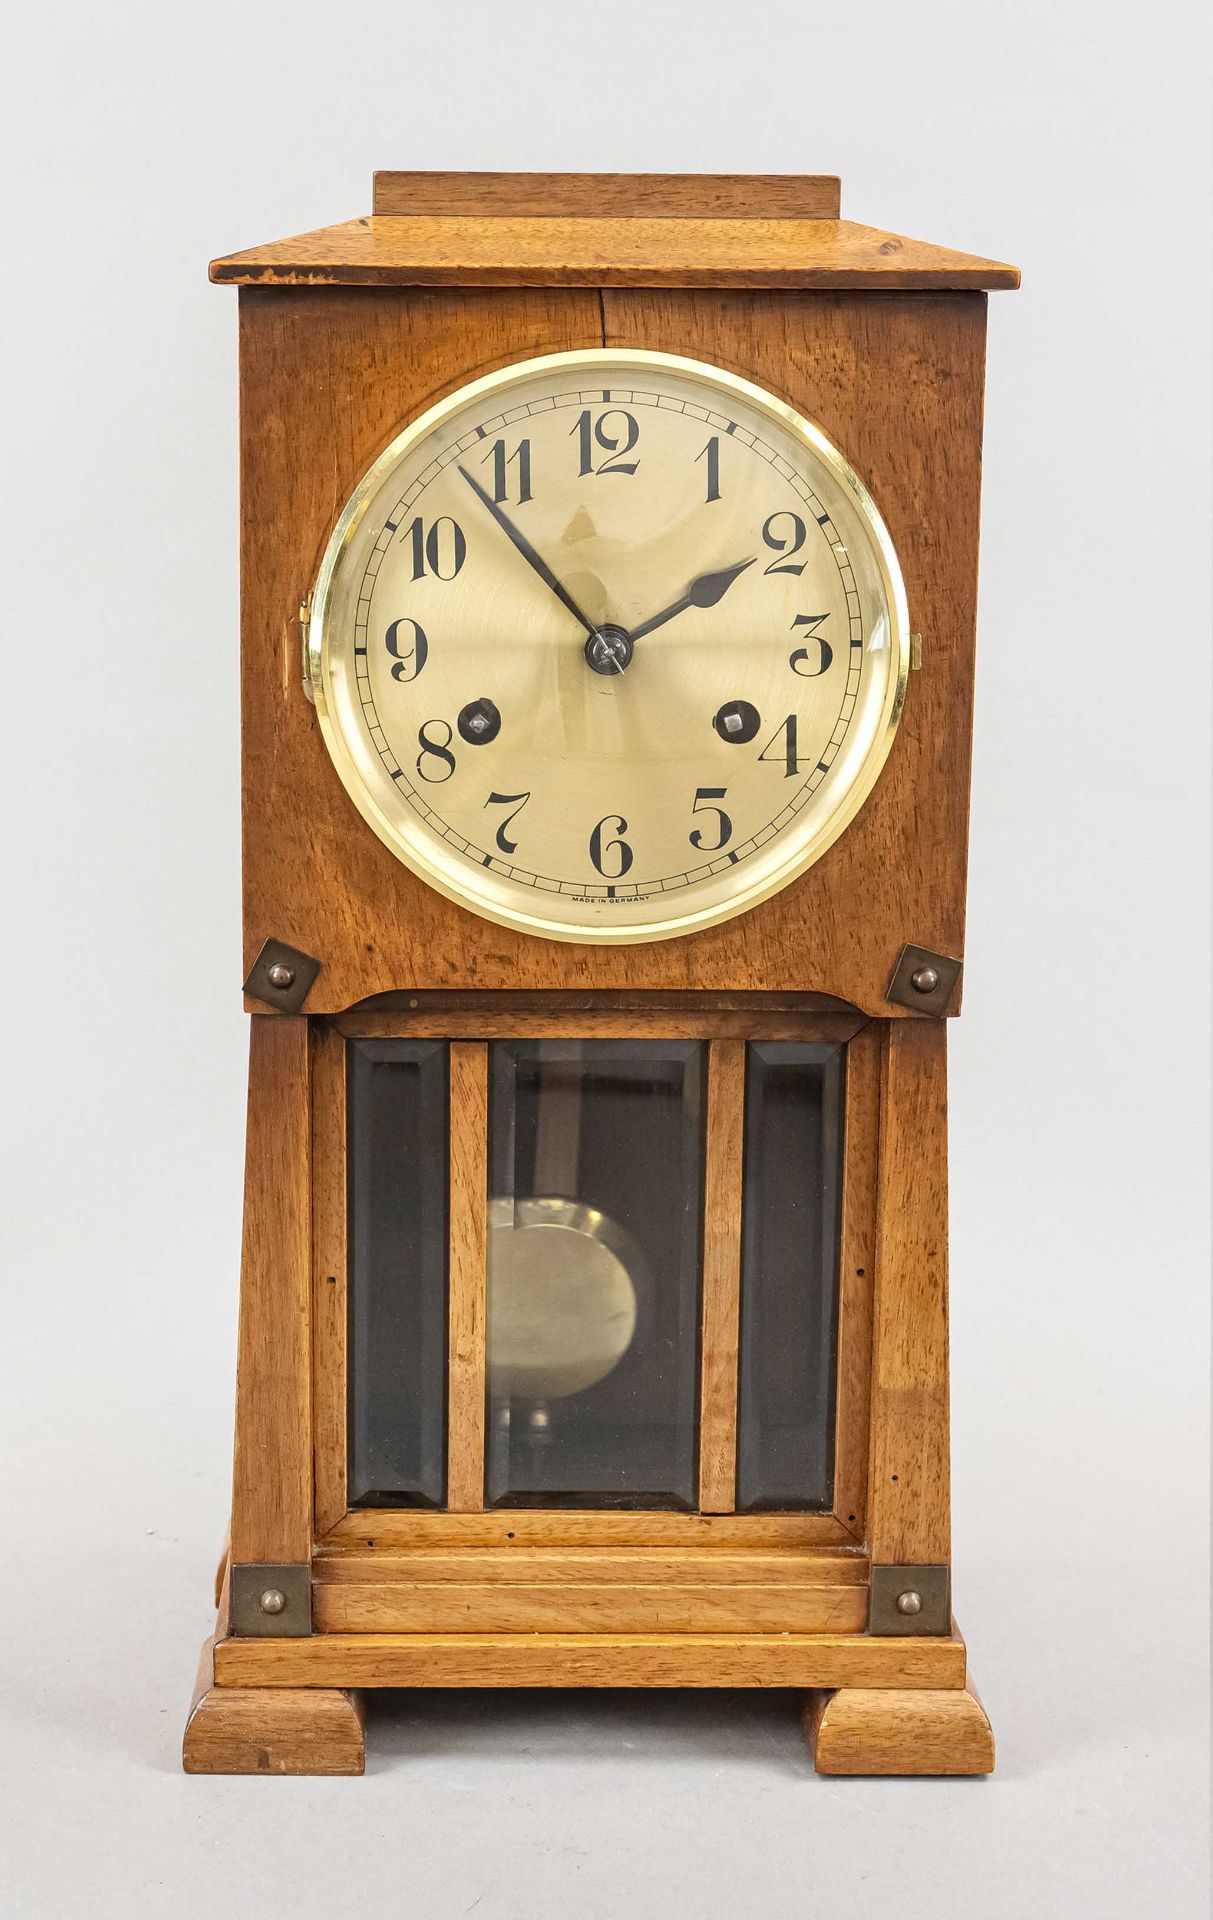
<box><xmin>572</xmin><ymin>409</ymin><xmax>639</xmax><ymax>477</ymax></box>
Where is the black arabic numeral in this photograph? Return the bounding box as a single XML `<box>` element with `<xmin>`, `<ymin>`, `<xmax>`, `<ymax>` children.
<box><xmin>758</xmin><ymin>714</ymin><xmax>801</xmax><ymax>778</ymax></box>
<box><xmin>696</xmin><ymin>436</ymin><xmax>721</xmax><ymax>502</ymax></box>
<box><xmin>482</xmin><ymin>437</ymin><xmax>532</xmax><ymax>505</ymax></box>
<box><xmin>762</xmin><ymin>510</ymin><xmax>808</xmax><ymax>575</ymax></box>
<box><xmin>416</xmin><ymin>718</ymin><xmax>456</xmax><ymax>782</ymax></box>
<box><xmin>571</xmin><ymin>408</ymin><xmax>640</xmax><ymax>477</ymax></box>
<box><xmin>589</xmin><ymin>813</ymin><xmax>634</xmax><ymax>878</ymax></box>
<box><xmin>483</xmin><ymin>789</ymin><xmax>530</xmax><ymax>855</ymax></box>
<box><xmin>383</xmin><ymin>617</ymin><xmax>428</xmax><ymax>682</ymax></box>
<box><xmin>789</xmin><ymin>613</ymin><xmax>834</xmax><ymax>677</ymax></box>
<box><xmin>404</xmin><ymin>515</ymin><xmax>467</xmax><ymax>581</ymax></box>
<box><xmin>689</xmin><ymin>786</ymin><xmax>732</xmax><ymax>852</ymax></box>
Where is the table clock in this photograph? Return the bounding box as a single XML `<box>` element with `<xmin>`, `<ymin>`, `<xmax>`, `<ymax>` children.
<box><xmin>183</xmin><ymin>172</ymin><xmax>1018</xmax><ymax>1776</ymax></box>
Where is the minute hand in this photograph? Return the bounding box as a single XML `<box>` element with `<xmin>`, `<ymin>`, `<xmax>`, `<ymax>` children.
<box><xmin>627</xmin><ymin>557</ymin><xmax>756</xmax><ymax>644</ymax></box>
<box><xmin>458</xmin><ymin>464</ymin><xmax>597</xmax><ymax>638</ymax></box>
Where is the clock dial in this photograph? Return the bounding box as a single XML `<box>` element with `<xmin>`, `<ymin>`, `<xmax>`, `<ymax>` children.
<box><xmin>309</xmin><ymin>349</ymin><xmax>908</xmax><ymax>943</ymax></box>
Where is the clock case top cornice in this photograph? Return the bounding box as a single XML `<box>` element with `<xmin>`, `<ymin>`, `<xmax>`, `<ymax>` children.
<box><xmin>209</xmin><ymin>171</ymin><xmax>1020</xmax><ymax>292</ymax></box>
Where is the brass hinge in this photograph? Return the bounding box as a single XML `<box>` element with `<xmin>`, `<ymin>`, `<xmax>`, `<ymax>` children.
<box><xmin>910</xmin><ymin>632</ymin><xmax>923</xmax><ymax>671</ymax></box>
<box><xmin>299</xmin><ymin>593</ymin><xmax>315</xmax><ymax>703</ymax></box>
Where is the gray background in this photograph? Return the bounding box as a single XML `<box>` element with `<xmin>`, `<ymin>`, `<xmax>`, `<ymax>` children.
<box><xmin>1</xmin><ymin>2</ymin><xmax>1208</xmax><ymax>1915</ymax></box>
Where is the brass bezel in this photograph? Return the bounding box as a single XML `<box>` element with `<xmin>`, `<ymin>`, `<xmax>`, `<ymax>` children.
<box><xmin>309</xmin><ymin>348</ymin><xmax>910</xmax><ymax>946</ymax></box>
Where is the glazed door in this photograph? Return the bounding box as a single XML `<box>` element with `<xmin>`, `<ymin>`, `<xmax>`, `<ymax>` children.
<box><xmin>309</xmin><ymin>1001</ymin><xmax>879</xmax><ymax>1634</ymax></box>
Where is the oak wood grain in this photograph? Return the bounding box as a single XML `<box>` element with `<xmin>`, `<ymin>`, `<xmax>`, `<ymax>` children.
<box><xmin>833</xmin><ymin>1022</ymin><xmax>881</xmax><ymax>1540</ymax></box>
<box><xmin>867</xmin><ymin>1019</ymin><xmax>951</xmax><ymax>1565</ymax></box>
<box><xmin>183</xmin><ymin>1668</ymin><xmax>364</xmax><ymax>1775</ymax></box>
<box><xmin>372</xmin><ymin>172</ymin><xmax>842</xmax><ymax>220</ymax></box>
<box><xmin>699</xmin><ymin>1039</ymin><xmax>745</xmax><ymax>1511</ymax></box>
<box><xmin>320</xmin><ymin>1508</ymin><xmax>856</xmax><ymax>1548</ymax></box>
<box><xmin>334</xmin><ymin>1011</ymin><xmax>868</xmax><ymax>1043</ymax></box>
<box><xmin>313</xmin><ymin>1581</ymin><xmax>868</xmax><ymax>1635</ymax></box>
<box><xmin>311</xmin><ymin>1543</ymin><xmax>870</xmax><ymax>1634</ymax></box>
<box><xmin>187</xmin><ymin>1553</ymin><xmax>358</xmax><ymax>1777</ymax></box>
<box><xmin>196</xmin><ymin>171</ymin><xmax>1010</xmax><ymax>1748</ymax></box>
<box><xmin>446</xmin><ymin>1042</ymin><xmax>488</xmax><ymax>1511</ymax></box>
<box><xmin>310</xmin><ymin>1023</ymin><xmax>347</xmax><ymax>1535</ymax></box>
<box><xmin>236</xmin><ymin>288</ymin><xmax>986</xmax><ymax>1014</ymax></box>
<box><xmin>211</xmin><ymin>217</ymin><xmax>1017</xmax><ymax>290</ymax></box>
<box><xmin>348</xmin><ymin>990</ymin><xmax>859</xmax><ymax>1015</ymax></box>
<box><xmin>229</xmin><ymin>1017</ymin><xmax>312</xmax><ymax>1566</ymax></box>
<box><xmin>804</xmin><ymin>1681</ymin><xmax>994</xmax><ymax>1776</ymax></box>
<box><xmin>313</xmin><ymin>1547</ymin><xmax>865</xmax><ymax>1586</ymax></box>
<box><xmin>215</xmin><ymin>1628</ymin><xmax>968</xmax><ymax>1690</ymax></box>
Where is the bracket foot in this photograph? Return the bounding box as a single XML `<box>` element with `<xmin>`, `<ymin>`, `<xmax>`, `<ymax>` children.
<box><xmin>182</xmin><ymin>1635</ymin><xmax>364</xmax><ymax>1775</ymax></box>
<box><xmin>803</xmin><ymin>1682</ymin><xmax>994</xmax><ymax>1776</ymax></box>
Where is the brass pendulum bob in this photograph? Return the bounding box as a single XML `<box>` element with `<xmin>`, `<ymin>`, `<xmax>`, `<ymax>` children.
<box><xmin>487</xmin><ymin>1046</ymin><xmax>644</xmax><ymax>1433</ymax></box>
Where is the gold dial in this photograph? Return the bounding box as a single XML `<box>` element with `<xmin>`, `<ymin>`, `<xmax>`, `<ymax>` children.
<box><xmin>309</xmin><ymin>348</ymin><xmax>909</xmax><ymax>944</ymax></box>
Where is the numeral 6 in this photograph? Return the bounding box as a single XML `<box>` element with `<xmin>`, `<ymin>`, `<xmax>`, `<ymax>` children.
<box><xmin>589</xmin><ymin>814</ymin><xmax>633</xmax><ymax>878</ymax></box>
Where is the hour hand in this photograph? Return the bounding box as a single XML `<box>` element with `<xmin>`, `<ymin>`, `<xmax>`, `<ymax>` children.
<box><xmin>458</xmin><ymin>463</ymin><xmax>597</xmax><ymax>639</ymax></box>
<box><xmin>628</xmin><ymin>557</ymin><xmax>756</xmax><ymax>644</ymax></box>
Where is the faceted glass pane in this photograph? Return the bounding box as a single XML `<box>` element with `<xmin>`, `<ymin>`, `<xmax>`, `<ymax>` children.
<box><xmin>736</xmin><ymin>1042</ymin><xmax>845</xmax><ymax>1512</ymax></box>
<box><xmin>487</xmin><ymin>1039</ymin><xmax>704</xmax><ymax>1508</ymax></box>
<box><xmin>347</xmin><ymin>1038</ymin><xmax>448</xmax><ymax>1507</ymax></box>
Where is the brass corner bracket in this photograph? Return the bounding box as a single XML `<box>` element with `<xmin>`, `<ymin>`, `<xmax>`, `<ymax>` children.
<box><xmin>229</xmin><ymin>1563</ymin><xmax>312</xmax><ymax>1638</ymax></box>
<box><xmin>886</xmin><ymin>943</ymin><xmax>962</xmax><ymax>1016</ymax></box>
<box><xmin>243</xmin><ymin>938</ymin><xmax>322</xmax><ymax>1013</ymax></box>
<box><xmin>869</xmin><ymin>1564</ymin><xmax>951</xmax><ymax>1636</ymax></box>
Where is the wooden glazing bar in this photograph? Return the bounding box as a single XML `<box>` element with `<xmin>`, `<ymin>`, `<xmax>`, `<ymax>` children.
<box><xmin>698</xmin><ymin>1038</ymin><xmax>746</xmax><ymax>1511</ymax></box>
<box><xmin>446</xmin><ymin>1042</ymin><xmax>488</xmax><ymax>1511</ymax></box>
<box><xmin>229</xmin><ymin>1016</ymin><xmax>313</xmax><ymax>1566</ymax></box>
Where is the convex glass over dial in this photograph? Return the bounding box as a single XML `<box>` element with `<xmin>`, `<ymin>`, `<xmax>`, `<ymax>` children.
<box><xmin>308</xmin><ymin>349</ymin><xmax>909</xmax><ymax>943</ymax></box>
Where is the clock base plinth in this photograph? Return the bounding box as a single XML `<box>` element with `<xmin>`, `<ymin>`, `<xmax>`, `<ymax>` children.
<box><xmin>184</xmin><ymin>1593</ymin><xmax>986</xmax><ymax>1776</ymax></box>
<box><xmin>803</xmin><ymin>1678</ymin><xmax>995</xmax><ymax>1777</ymax></box>
<box><xmin>182</xmin><ymin>1635</ymin><xmax>365</xmax><ymax>1777</ymax></box>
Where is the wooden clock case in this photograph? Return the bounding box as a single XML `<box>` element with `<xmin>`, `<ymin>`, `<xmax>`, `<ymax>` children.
<box><xmin>184</xmin><ymin>172</ymin><xmax>1018</xmax><ymax>1778</ymax></box>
